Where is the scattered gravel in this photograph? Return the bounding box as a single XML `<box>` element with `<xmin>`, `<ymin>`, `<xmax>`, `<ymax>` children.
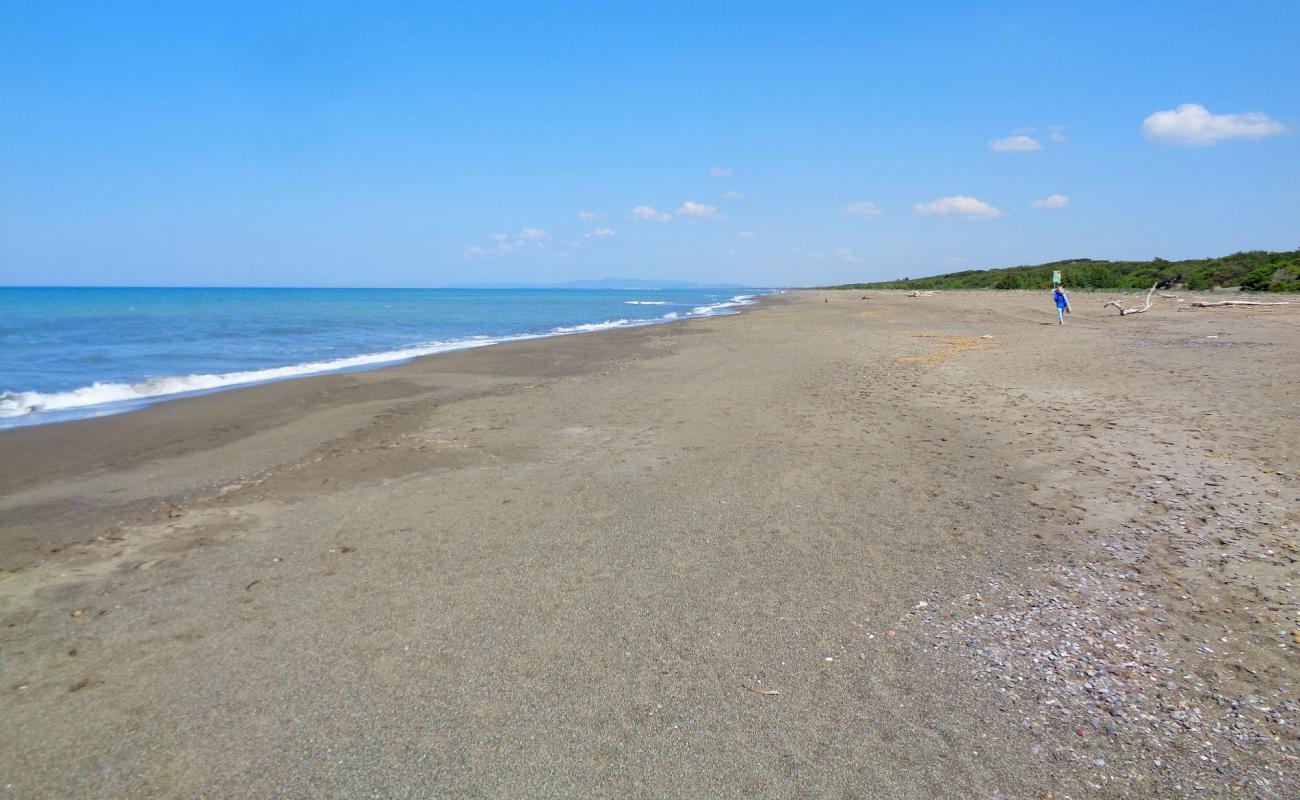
<box><xmin>911</xmin><ymin>457</ymin><xmax>1298</xmax><ymax>798</ymax></box>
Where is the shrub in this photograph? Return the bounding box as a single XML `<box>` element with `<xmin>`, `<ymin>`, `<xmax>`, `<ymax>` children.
<box><xmin>1239</xmin><ymin>266</ymin><xmax>1274</xmax><ymax>291</ymax></box>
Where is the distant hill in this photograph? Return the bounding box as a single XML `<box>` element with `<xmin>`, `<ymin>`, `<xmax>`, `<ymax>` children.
<box><xmin>451</xmin><ymin>278</ymin><xmax>757</xmax><ymax>290</ymax></box>
<box><xmin>825</xmin><ymin>250</ymin><xmax>1300</xmax><ymax>292</ymax></box>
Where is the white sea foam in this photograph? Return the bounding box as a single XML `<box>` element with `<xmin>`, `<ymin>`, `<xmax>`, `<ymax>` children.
<box><xmin>0</xmin><ymin>294</ymin><xmax>763</xmax><ymax>425</ymax></box>
<box><xmin>0</xmin><ymin>335</ymin><xmax>538</xmax><ymax>422</ymax></box>
<box><xmin>550</xmin><ymin>319</ymin><xmax>636</xmax><ymax>334</ymax></box>
<box><xmin>623</xmin><ymin>300</ymin><xmax>666</xmax><ymax>305</ymax></box>
<box><xmin>686</xmin><ymin>294</ymin><xmax>757</xmax><ymax>316</ymax></box>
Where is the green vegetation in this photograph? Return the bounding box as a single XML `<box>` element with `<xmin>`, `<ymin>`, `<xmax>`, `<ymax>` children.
<box><xmin>826</xmin><ymin>249</ymin><xmax>1300</xmax><ymax>292</ymax></box>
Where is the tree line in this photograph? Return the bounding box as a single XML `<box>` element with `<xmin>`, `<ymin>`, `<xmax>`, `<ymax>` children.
<box><xmin>825</xmin><ymin>250</ymin><xmax>1300</xmax><ymax>292</ymax></box>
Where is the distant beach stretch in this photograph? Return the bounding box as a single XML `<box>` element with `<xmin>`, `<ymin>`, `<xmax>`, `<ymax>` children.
<box><xmin>3</xmin><ymin>291</ymin><xmax>1297</xmax><ymax>798</ymax></box>
<box><xmin>0</xmin><ymin>288</ymin><xmax>761</xmax><ymax>428</ymax></box>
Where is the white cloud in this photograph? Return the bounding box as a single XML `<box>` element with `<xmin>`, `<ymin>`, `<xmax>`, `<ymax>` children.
<box><xmin>722</xmin><ymin>189</ymin><xmax>747</xmax><ymax>200</ymax></box>
<box><xmin>835</xmin><ymin>247</ymin><xmax>860</xmax><ymax>264</ymax></box>
<box><xmin>463</xmin><ymin>227</ymin><xmax>551</xmax><ymax>258</ymax></box>
<box><xmin>736</xmin><ymin>230</ymin><xmax>756</xmax><ymax>239</ymax></box>
<box><xmin>675</xmin><ymin>200</ymin><xmax>720</xmax><ymax>221</ymax></box>
<box><xmin>1142</xmin><ymin>103</ymin><xmax>1288</xmax><ymax>145</ymax></box>
<box><xmin>1047</xmin><ymin>125</ymin><xmax>1068</xmax><ymax>143</ymax></box>
<box><xmin>709</xmin><ymin>167</ymin><xmax>733</xmax><ymax>178</ymax></box>
<box><xmin>989</xmin><ymin>134</ymin><xmax>1043</xmax><ymax>152</ymax></box>
<box><xmin>562</xmin><ymin>227</ymin><xmax>617</xmax><ymax>251</ymax></box>
<box><xmin>913</xmin><ymin>195</ymin><xmax>1003</xmax><ymax>221</ymax></box>
<box><xmin>577</xmin><ymin>210</ymin><xmax>602</xmax><ymax>220</ymax></box>
<box><xmin>844</xmin><ymin>200</ymin><xmax>882</xmax><ymax>218</ymax></box>
<box><xmin>1031</xmin><ymin>193</ymin><xmax>1070</xmax><ymax>210</ymax></box>
<box><xmin>463</xmin><ymin>241</ymin><xmax>515</xmax><ymax>258</ymax></box>
<box><xmin>631</xmin><ymin>205</ymin><xmax>672</xmax><ymax>222</ymax></box>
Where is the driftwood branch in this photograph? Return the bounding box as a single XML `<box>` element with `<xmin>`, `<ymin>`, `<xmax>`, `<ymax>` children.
<box><xmin>1188</xmin><ymin>299</ymin><xmax>1291</xmax><ymax>308</ymax></box>
<box><xmin>1104</xmin><ymin>283</ymin><xmax>1158</xmax><ymax>316</ymax></box>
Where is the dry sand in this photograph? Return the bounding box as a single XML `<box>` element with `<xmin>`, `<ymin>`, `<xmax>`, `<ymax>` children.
<box><xmin>1</xmin><ymin>290</ymin><xmax>1297</xmax><ymax>799</ymax></box>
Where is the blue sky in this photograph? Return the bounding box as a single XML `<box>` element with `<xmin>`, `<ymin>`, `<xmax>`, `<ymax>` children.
<box><xmin>2</xmin><ymin>1</ymin><xmax>1297</xmax><ymax>287</ymax></box>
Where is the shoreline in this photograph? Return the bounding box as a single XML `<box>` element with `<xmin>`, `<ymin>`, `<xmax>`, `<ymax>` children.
<box><xmin>0</xmin><ymin>297</ymin><xmax>793</xmax><ymax>567</ymax></box>
<box><xmin>0</xmin><ymin>291</ymin><xmax>767</xmax><ymax>431</ymax></box>
<box><xmin>2</xmin><ymin>290</ymin><xmax>1296</xmax><ymax>798</ymax></box>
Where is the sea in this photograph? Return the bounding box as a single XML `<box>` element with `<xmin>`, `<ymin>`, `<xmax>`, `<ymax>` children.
<box><xmin>0</xmin><ymin>287</ymin><xmax>765</xmax><ymax>429</ymax></box>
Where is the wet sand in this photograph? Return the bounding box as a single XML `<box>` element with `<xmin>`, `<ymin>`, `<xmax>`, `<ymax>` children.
<box><xmin>2</xmin><ymin>290</ymin><xmax>1297</xmax><ymax>798</ymax></box>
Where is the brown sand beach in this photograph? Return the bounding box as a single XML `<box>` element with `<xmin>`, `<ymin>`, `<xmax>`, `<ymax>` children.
<box><xmin>1</xmin><ymin>290</ymin><xmax>1297</xmax><ymax>798</ymax></box>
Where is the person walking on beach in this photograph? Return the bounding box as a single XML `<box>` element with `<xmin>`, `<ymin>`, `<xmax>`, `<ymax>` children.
<box><xmin>1053</xmin><ymin>285</ymin><xmax>1071</xmax><ymax>325</ymax></box>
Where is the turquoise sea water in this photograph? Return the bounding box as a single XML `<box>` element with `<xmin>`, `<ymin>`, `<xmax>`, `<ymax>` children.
<box><xmin>0</xmin><ymin>287</ymin><xmax>764</xmax><ymax>429</ymax></box>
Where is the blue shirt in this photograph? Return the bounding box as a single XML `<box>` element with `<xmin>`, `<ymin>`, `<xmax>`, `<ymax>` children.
<box><xmin>1054</xmin><ymin>290</ymin><xmax>1068</xmax><ymax>308</ymax></box>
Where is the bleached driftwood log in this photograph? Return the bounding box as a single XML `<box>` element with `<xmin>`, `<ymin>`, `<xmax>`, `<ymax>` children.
<box><xmin>1104</xmin><ymin>283</ymin><xmax>1158</xmax><ymax>316</ymax></box>
<box><xmin>1188</xmin><ymin>299</ymin><xmax>1291</xmax><ymax>308</ymax></box>
<box><xmin>906</xmin><ymin>290</ymin><xmax>935</xmax><ymax>298</ymax></box>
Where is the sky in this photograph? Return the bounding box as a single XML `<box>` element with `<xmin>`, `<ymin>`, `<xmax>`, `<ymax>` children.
<box><xmin>1</xmin><ymin>1</ymin><xmax>1297</xmax><ymax>288</ymax></box>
